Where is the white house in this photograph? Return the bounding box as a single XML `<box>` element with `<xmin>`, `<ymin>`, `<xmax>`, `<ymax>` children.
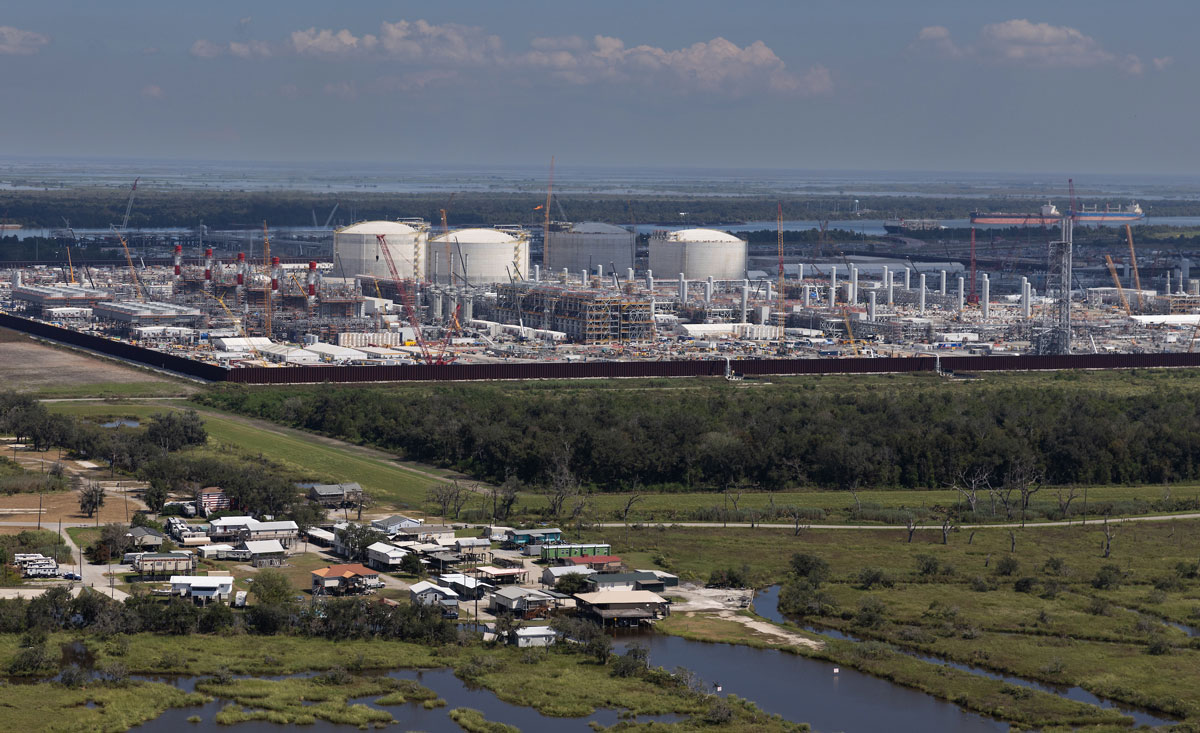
<box><xmin>170</xmin><ymin>575</ymin><xmax>234</xmax><ymax>603</ymax></box>
<box><xmin>409</xmin><ymin>581</ymin><xmax>459</xmax><ymax>615</ymax></box>
<box><xmin>514</xmin><ymin>626</ymin><xmax>557</xmax><ymax>648</ymax></box>
<box><xmin>541</xmin><ymin>565</ymin><xmax>596</xmax><ymax>587</ymax></box>
<box><xmin>366</xmin><ymin>541</ymin><xmax>409</xmax><ymax>570</ymax></box>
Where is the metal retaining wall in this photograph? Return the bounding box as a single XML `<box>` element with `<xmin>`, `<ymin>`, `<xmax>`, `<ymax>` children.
<box><xmin>6</xmin><ymin>312</ymin><xmax>1200</xmax><ymax>385</ymax></box>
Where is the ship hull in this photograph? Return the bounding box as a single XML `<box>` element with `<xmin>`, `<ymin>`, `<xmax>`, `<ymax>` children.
<box><xmin>970</xmin><ymin>214</ymin><xmax>1060</xmax><ymax>226</ymax></box>
<box><xmin>1071</xmin><ymin>212</ymin><xmax>1144</xmax><ymax>224</ymax></box>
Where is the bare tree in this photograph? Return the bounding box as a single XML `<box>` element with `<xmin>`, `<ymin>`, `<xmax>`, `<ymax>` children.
<box><xmin>988</xmin><ymin>483</ymin><xmax>1016</xmax><ymax>520</ymax></box>
<box><xmin>1101</xmin><ymin>515</ymin><xmax>1119</xmax><ymax>558</ymax></box>
<box><xmin>940</xmin><ymin>510</ymin><xmax>955</xmax><ymax>545</ymax></box>
<box><xmin>1007</xmin><ymin>460</ymin><xmax>1044</xmax><ymax>527</ymax></box>
<box><xmin>428</xmin><ymin>483</ymin><xmax>458</xmax><ymax>519</ymax></box>
<box><xmin>783</xmin><ymin>506</ymin><xmax>809</xmax><ymax>537</ymax></box>
<box><xmin>451</xmin><ymin>484</ymin><xmax>472</xmax><ymax>518</ymax></box>
<box><xmin>951</xmin><ymin>466</ymin><xmax>991</xmax><ymax>515</ymax></box>
<box><xmin>1009</xmin><ymin>530</ymin><xmax>1017</xmax><ymax>553</ymax></box>
<box><xmin>905</xmin><ymin>514</ymin><xmax>920</xmax><ymax>543</ymax></box>
<box><xmin>545</xmin><ymin>450</ymin><xmax>579</xmax><ymax>518</ymax></box>
<box><xmin>1055</xmin><ymin>486</ymin><xmax>1080</xmax><ymax>519</ymax></box>
<box><xmin>620</xmin><ymin>493</ymin><xmax>645</xmax><ymax>526</ymax></box>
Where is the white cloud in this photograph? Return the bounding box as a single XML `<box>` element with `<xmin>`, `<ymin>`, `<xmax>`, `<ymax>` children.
<box><xmin>226</xmin><ymin>19</ymin><xmax>828</xmax><ymax>97</ymax></box>
<box><xmin>291</xmin><ymin>27</ymin><xmax>376</xmax><ymax>56</ymax></box>
<box><xmin>1153</xmin><ymin>56</ymin><xmax>1174</xmax><ymax>71</ymax></box>
<box><xmin>229</xmin><ymin>40</ymin><xmax>271</xmax><ymax>58</ymax></box>
<box><xmin>279</xmin><ymin>83</ymin><xmax>300</xmax><ymax>99</ymax></box>
<box><xmin>140</xmin><ymin>84</ymin><xmax>164</xmax><ymax>99</ymax></box>
<box><xmin>322</xmin><ymin>81</ymin><xmax>358</xmax><ymax>99</ymax></box>
<box><xmin>0</xmin><ymin>25</ymin><xmax>49</xmax><ymax>55</ymax></box>
<box><xmin>915</xmin><ymin>20</ymin><xmax>1155</xmax><ymax>76</ymax></box>
<box><xmin>190</xmin><ymin>39</ymin><xmax>223</xmax><ymax>58</ymax></box>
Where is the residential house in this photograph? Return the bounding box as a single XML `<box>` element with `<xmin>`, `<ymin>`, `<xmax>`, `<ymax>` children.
<box><xmin>541</xmin><ymin>565</ymin><xmax>596</xmax><ymax>587</ymax></box>
<box><xmin>240</xmin><ymin>520</ymin><xmax>299</xmax><ymax>548</ymax></box>
<box><xmin>307</xmin><ymin>482</ymin><xmax>364</xmax><ymax>508</ymax></box>
<box><xmin>371</xmin><ymin>515</ymin><xmax>423</xmax><ymax>534</ymax></box>
<box><xmin>409</xmin><ymin>580</ymin><xmax>459</xmax><ymax>617</ymax></box>
<box><xmin>126</xmin><ymin>526</ymin><xmax>164</xmax><ymax>549</ymax></box>
<box><xmin>508</xmin><ymin>528</ymin><xmax>562</xmax><ymax>546</ymax></box>
<box><xmin>564</xmin><ymin>555</ymin><xmax>623</xmax><ymax>572</ymax></box>
<box><xmin>513</xmin><ymin>626</ymin><xmax>557</xmax><ymax>648</ymax></box>
<box><xmin>305</xmin><ymin>527</ymin><xmax>336</xmax><ymax>547</ymax></box>
<box><xmin>366</xmin><ymin>541</ymin><xmax>409</xmax><ymax>571</ymax></box>
<box><xmin>243</xmin><ymin>539</ymin><xmax>286</xmax><ymax>568</ymax></box>
<box><xmin>639</xmin><ymin>569</ymin><xmax>680</xmax><ymax>588</ymax></box>
<box><xmin>475</xmin><ymin>565</ymin><xmax>528</xmax><ymax>586</ymax></box>
<box><xmin>426</xmin><ymin>551</ymin><xmax>462</xmax><ymax>573</ymax></box>
<box><xmin>584</xmin><ymin>571</ymin><xmax>665</xmax><ymax>593</ymax></box>
<box><xmin>197</xmin><ymin>543</ymin><xmax>240</xmax><ymax>560</ymax></box>
<box><xmin>170</xmin><ymin>575</ymin><xmax>233</xmax><ymax>603</ymax></box>
<box><xmin>574</xmin><ymin>590</ymin><xmax>670</xmax><ymax>626</ymax></box>
<box><xmin>437</xmin><ymin>573</ymin><xmax>493</xmax><ymax>600</ymax></box>
<box><xmin>540</xmin><ymin>543</ymin><xmax>611</xmax><ymax>561</ymax></box>
<box><xmin>311</xmin><ymin>564</ymin><xmax>381</xmax><ymax>596</ymax></box>
<box><xmin>488</xmin><ymin>586</ymin><xmax>555</xmax><ymax>617</ymax></box>
<box><xmin>207</xmin><ymin>516</ymin><xmax>256</xmax><ymax>542</ymax></box>
<box><xmin>197</xmin><ymin>487</ymin><xmax>230</xmax><ymax>516</ymax></box>
<box><xmin>391</xmin><ymin>524</ymin><xmax>456</xmax><ymax>544</ymax></box>
<box><xmin>133</xmin><ymin>552</ymin><xmax>196</xmax><ymax>577</ymax></box>
<box><xmin>454</xmin><ymin>537</ymin><xmax>491</xmax><ymax>560</ymax></box>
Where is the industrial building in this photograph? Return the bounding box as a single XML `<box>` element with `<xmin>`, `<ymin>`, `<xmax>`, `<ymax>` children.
<box><xmin>545</xmin><ymin>222</ymin><xmax>636</xmax><ymax>274</ymax></box>
<box><xmin>495</xmin><ymin>282</ymin><xmax>654</xmax><ymax>343</ymax></box>
<box><xmin>429</xmin><ymin>227</ymin><xmax>530</xmax><ymax>285</ymax></box>
<box><xmin>93</xmin><ymin>301</ymin><xmax>204</xmax><ymax>327</ymax></box>
<box><xmin>649</xmin><ymin>228</ymin><xmax>747</xmax><ymax>281</ymax></box>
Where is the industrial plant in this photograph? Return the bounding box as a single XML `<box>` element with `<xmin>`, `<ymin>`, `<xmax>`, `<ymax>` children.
<box><xmin>5</xmin><ymin>187</ymin><xmax>1200</xmax><ymax>383</ymax></box>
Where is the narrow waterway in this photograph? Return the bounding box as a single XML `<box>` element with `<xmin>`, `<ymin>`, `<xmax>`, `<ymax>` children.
<box><xmin>753</xmin><ymin>585</ymin><xmax>1175</xmax><ymax>728</ymax></box>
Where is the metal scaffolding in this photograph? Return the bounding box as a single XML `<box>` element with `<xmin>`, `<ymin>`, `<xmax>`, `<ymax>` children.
<box><xmin>495</xmin><ymin>283</ymin><xmax>653</xmax><ymax>343</ymax></box>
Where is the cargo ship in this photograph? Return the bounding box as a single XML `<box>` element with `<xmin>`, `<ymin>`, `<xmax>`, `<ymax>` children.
<box><xmin>970</xmin><ymin>202</ymin><xmax>1144</xmax><ymax>226</ymax></box>
<box><xmin>882</xmin><ymin>218</ymin><xmax>943</xmax><ymax>234</ymax></box>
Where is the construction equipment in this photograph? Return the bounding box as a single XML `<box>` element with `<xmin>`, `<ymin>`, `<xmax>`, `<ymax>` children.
<box><xmin>777</xmin><ymin>203</ymin><xmax>787</xmax><ymax>350</ymax></box>
<box><xmin>118</xmin><ymin>178</ymin><xmax>139</xmax><ymax>232</ymax></box>
<box><xmin>1104</xmin><ymin>255</ymin><xmax>1131</xmax><ymax>316</ymax></box>
<box><xmin>1189</xmin><ymin>319</ymin><xmax>1200</xmax><ymax>353</ymax></box>
<box><xmin>111</xmin><ymin>227</ymin><xmax>144</xmax><ymax>301</ymax></box>
<box><xmin>262</xmin><ymin>221</ymin><xmax>272</xmax><ymax>337</ymax></box>
<box><xmin>376</xmin><ymin>234</ymin><xmax>451</xmax><ymax>365</ymax></box>
<box><xmin>205</xmin><ymin>291</ymin><xmax>259</xmax><ymax>358</ymax></box>
<box><xmin>439</xmin><ymin>199</ymin><xmax>455</xmax><ymax>285</ymax></box>
<box><xmin>287</xmin><ymin>270</ymin><xmax>311</xmax><ymax>316</ymax></box>
<box><xmin>841</xmin><ymin>307</ymin><xmax>860</xmax><ymax>355</ymax></box>
<box><xmin>542</xmin><ymin>156</ymin><xmax>554</xmax><ymax>267</ymax></box>
<box><xmin>1126</xmin><ymin>224</ymin><xmax>1144</xmax><ymax>310</ymax></box>
<box><xmin>65</xmin><ymin>245</ymin><xmax>76</xmax><ymax>284</ymax></box>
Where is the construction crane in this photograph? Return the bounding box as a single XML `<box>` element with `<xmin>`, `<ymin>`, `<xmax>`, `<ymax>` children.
<box><xmin>1104</xmin><ymin>255</ymin><xmax>1131</xmax><ymax>316</ymax></box>
<box><xmin>1125</xmin><ymin>224</ymin><xmax>1144</xmax><ymax>310</ymax></box>
<box><xmin>439</xmin><ymin>195</ymin><xmax>456</xmax><ymax>285</ymax></box>
<box><xmin>262</xmin><ymin>221</ymin><xmax>272</xmax><ymax>338</ymax></box>
<box><xmin>118</xmin><ymin>178</ymin><xmax>139</xmax><ymax>232</ymax></box>
<box><xmin>287</xmin><ymin>270</ymin><xmax>311</xmax><ymax>316</ymax></box>
<box><xmin>204</xmin><ymin>291</ymin><xmax>259</xmax><ymax>359</ymax></box>
<box><xmin>542</xmin><ymin>156</ymin><xmax>554</xmax><ymax>268</ymax></box>
<box><xmin>376</xmin><ymin>234</ymin><xmax>447</xmax><ymax>365</ymax></box>
<box><xmin>111</xmin><ymin>227</ymin><xmax>144</xmax><ymax>301</ymax></box>
<box><xmin>776</xmin><ymin>203</ymin><xmax>787</xmax><ymax>351</ymax></box>
<box><xmin>841</xmin><ymin>307</ymin><xmax>860</xmax><ymax>355</ymax></box>
<box><xmin>65</xmin><ymin>246</ymin><xmax>76</xmax><ymax>284</ymax></box>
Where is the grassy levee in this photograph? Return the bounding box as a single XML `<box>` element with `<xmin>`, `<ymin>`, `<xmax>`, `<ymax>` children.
<box><xmin>601</xmin><ymin>520</ymin><xmax>1200</xmax><ymax>725</ymax></box>
<box><xmin>0</xmin><ymin>679</ymin><xmax>206</xmax><ymax>733</ymax></box>
<box><xmin>658</xmin><ymin>613</ymin><xmax>1131</xmax><ymax>730</ymax></box>
<box><xmin>45</xmin><ymin>400</ymin><xmax>442</xmax><ymax>508</ymax></box>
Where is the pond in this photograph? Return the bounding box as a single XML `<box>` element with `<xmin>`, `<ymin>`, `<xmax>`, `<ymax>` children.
<box><xmin>753</xmin><ymin>584</ymin><xmax>1176</xmax><ymax>728</ymax></box>
<box><xmin>100</xmin><ymin>419</ymin><xmax>140</xmax><ymax>428</ymax></box>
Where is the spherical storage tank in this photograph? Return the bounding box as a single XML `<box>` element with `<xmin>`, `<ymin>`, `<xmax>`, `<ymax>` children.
<box><xmin>333</xmin><ymin>220</ymin><xmax>428</xmax><ymax>281</ymax></box>
<box><xmin>429</xmin><ymin>228</ymin><xmax>530</xmax><ymax>285</ymax></box>
<box><xmin>649</xmin><ymin>228</ymin><xmax>746</xmax><ymax>280</ymax></box>
<box><xmin>545</xmin><ymin>222</ymin><xmax>636</xmax><ymax>273</ymax></box>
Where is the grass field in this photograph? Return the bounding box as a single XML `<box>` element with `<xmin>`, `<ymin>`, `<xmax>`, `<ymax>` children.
<box><xmin>45</xmin><ymin>401</ymin><xmax>443</xmax><ymax>509</ymax></box>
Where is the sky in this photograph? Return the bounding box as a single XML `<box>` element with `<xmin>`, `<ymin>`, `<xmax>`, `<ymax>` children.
<box><xmin>1</xmin><ymin>1</ymin><xmax>1196</xmax><ymax>175</ymax></box>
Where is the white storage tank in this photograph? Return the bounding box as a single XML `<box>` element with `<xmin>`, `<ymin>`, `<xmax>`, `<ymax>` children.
<box><xmin>333</xmin><ymin>220</ymin><xmax>428</xmax><ymax>281</ymax></box>
<box><xmin>649</xmin><ymin>228</ymin><xmax>746</xmax><ymax>281</ymax></box>
<box><xmin>429</xmin><ymin>228</ymin><xmax>530</xmax><ymax>285</ymax></box>
<box><xmin>545</xmin><ymin>222</ymin><xmax>636</xmax><ymax>274</ymax></box>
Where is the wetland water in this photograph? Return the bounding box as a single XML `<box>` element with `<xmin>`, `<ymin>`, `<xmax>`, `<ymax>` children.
<box><xmin>753</xmin><ymin>585</ymin><xmax>1175</xmax><ymax>728</ymax></box>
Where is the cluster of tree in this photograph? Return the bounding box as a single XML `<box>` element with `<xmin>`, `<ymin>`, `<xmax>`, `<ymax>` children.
<box><xmin>201</xmin><ymin>378</ymin><xmax>1200</xmax><ymax>493</ymax></box>
<box><xmin>7</xmin><ymin>186</ymin><xmax>1197</xmax><ymax>231</ymax></box>
<box><xmin>138</xmin><ymin>452</ymin><xmax>323</xmax><ymax>527</ymax></box>
<box><xmin>0</xmin><ymin>393</ymin><xmax>207</xmax><ymax>475</ymax></box>
<box><xmin>1</xmin><ymin>572</ymin><xmax>458</xmax><ymax>671</ymax></box>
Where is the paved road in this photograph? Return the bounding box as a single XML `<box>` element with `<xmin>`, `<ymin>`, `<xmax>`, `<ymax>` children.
<box><xmin>596</xmin><ymin>512</ymin><xmax>1200</xmax><ymax>531</ymax></box>
<box><xmin>0</xmin><ymin>519</ymin><xmax>130</xmax><ymax>601</ymax></box>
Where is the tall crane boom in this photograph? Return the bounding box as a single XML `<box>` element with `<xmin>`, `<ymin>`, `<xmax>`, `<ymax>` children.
<box><xmin>1125</xmin><ymin>224</ymin><xmax>1143</xmax><ymax>310</ymax></box>
<box><xmin>262</xmin><ymin>221</ymin><xmax>272</xmax><ymax>338</ymax></box>
<box><xmin>111</xmin><ymin>227</ymin><xmax>144</xmax><ymax>301</ymax></box>
<box><xmin>377</xmin><ymin>234</ymin><xmax>433</xmax><ymax>364</ymax></box>
<box><xmin>542</xmin><ymin>156</ymin><xmax>554</xmax><ymax>268</ymax></box>
<box><xmin>1104</xmin><ymin>255</ymin><xmax>1131</xmax><ymax>316</ymax></box>
<box><xmin>120</xmin><ymin>177</ymin><xmax>139</xmax><ymax>232</ymax></box>
<box><xmin>777</xmin><ymin>203</ymin><xmax>786</xmax><ymax>348</ymax></box>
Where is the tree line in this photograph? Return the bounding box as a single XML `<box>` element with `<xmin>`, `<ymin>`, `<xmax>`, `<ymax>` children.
<box><xmin>198</xmin><ymin>376</ymin><xmax>1200</xmax><ymax>493</ymax></box>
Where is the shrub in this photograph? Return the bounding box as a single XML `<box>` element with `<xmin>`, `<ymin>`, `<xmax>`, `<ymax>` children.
<box><xmin>7</xmin><ymin>643</ymin><xmax>51</xmax><ymax>674</ymax></box>
<box><xmin>914</xmin><ymin>555</ymin><xmax>940</xmax><ymax>577</ymax></box>
<box><xmin>854</xmin><ymin>598</ymin><xmax>888</xmax><ymax>628</ymax></box>
<box><xmin>995</xmin><ymin>556</ymin><xmax>1020</xmax><ymax>577</ymax></box>
<box><xmin>1013</xmin><ymin>577</ymin><xmax>1037</xmax><ymax>594</ymax></box>
<box><xmin>58</xmin><ymin>664</ymin><xmax>89</xmax><ymax>688</ymax></box>
<box><xmin>790</xmin><ymin>554</ymin><xmax>831</xmax><ymax>585</ymax></box>
<box><xmin>610</xmin><ymin>644</ymin><xmax>649</xmax><ymax>678</ymax></box>
<box><xmin>703</xmin><ymin>699</ymin><xmax>734</xmax><ymax>725</ymax></box>
<box><xmin>1087</xmin><ymin>597</ymin><xmax>1113</xmax><ymax>616</ymax></box>
<box><xmin>969</xmin><ymin>576</ymin><xmax>992</xmax><ymax>592</ymax></box>
<box><xmin>1091</xmin><ymin>564</ymin><xmax>1123</xmax><ymax>590</ymax></box>
<box><xmin>1040</xmin><ymin>580</ymin><xmax>1063</xmax><ymax>599</ymax></box>
<box><xmin>857</xmin><ymin>567</ymin><xmax>893</xmax><ymax>590</ymax></box>
<box><xmin>1146</xmin><ymin>637</ymin><xmax>1172</xmax><ymax>656</ymax></box>
<box><xmin>1043</xmin><ymin>556</ymin><xmax>1069</xmax><ymax>576</ymax></box>
<box><xmin>1175</xmin><ymin>561</ymin><xmax>1199</xmax><ymax>579</ymax></box>
<box><xmin>707</xmin><ymin>565</ymin><xmax>751</xmax><ymax>589</ymax></box>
